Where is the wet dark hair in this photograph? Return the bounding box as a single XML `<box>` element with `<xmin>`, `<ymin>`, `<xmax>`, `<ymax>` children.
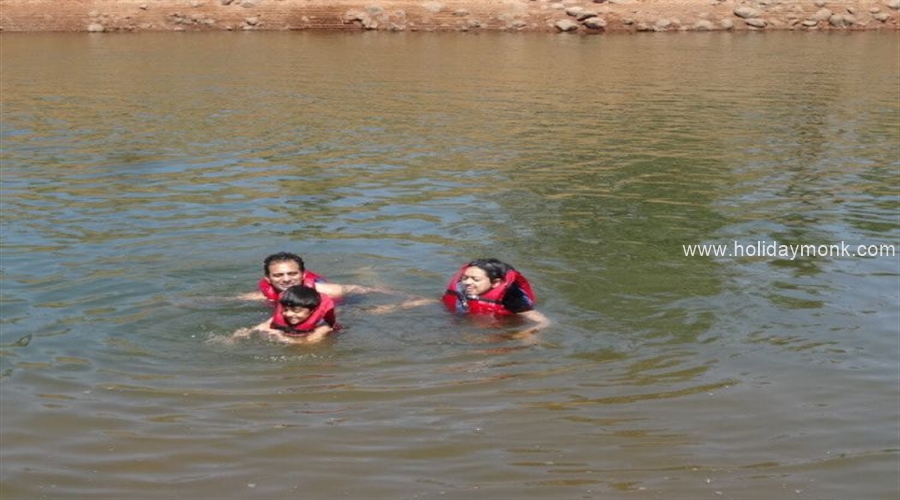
<box><xmin>278</xmin><ymin>285</ymin><xmax>321</xmax><ymax>310</ymax></box>
<box><xmin>467</xmin><ymin>258</ymin><xmax>513</xmax><ymax>282</ymax></box>
<box><xmin>264</xmin><ymin>252</ymin><xmax>305</xmax><ymax>276</ymax></box>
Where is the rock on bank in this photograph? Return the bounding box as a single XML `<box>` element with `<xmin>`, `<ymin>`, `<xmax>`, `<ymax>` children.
<box><xmin>0</xmin><ymin>0</ymin><xmax>897</xmax><ymax>33</ymax></box>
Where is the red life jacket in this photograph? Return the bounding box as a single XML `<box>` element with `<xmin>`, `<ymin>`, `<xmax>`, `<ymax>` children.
<box><xmin>258</xmin><ymin>270</ymin><xmax>325</xmax><ymax>301</ymax></box>
<box><xmin>269</xmin><ymin>292</ymin><xmax>338</xmax><ymax>336</ymax></box>
<box><xmin>441</xmin><ymin>264</ymin><xmax>536</xmax><ymax>316</ymax></box>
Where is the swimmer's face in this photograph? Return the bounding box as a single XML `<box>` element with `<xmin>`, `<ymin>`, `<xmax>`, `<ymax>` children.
<box><xmin>282</xmin><ymin>306</ymin><xmax>313</xmax><ymax>326</ymax></box>
<box><xmin>266</xmin><ymin>261</ymin><xmax>303</xmax><ymax>292</ymax></box>
<box><xmin>460</xmin><ymin>266</ymin><xmax>499</xmax><ymax>297</ymax></box>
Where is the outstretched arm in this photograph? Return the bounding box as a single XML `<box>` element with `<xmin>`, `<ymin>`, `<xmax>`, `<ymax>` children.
<box><xmin>314</xmin><ymin>282</ymin><xmax>390</xmax><ymax>300</ymax></box>
<box><xmin>286</xmin><ymin>325</ymin><xmax>332</xmax><ymax>344</ymax></box>
<box><xmin>231</xmin><ymin>320</ymin><xmax>333</xmax><ymax>345</ymax></box>
<box><xmin>256</xmin><ymin>323</ymin><xmax>332</xmax><ymax>344</ymax></box>
<box><xmin>368</xmin><ymin>297</ymin><xmax>439</xmax><ymax>314</ymax></box>
<box><xmin>226</xmin><ymin>319</ymin><xmax>271</xmax><ymax>343</ymax></box>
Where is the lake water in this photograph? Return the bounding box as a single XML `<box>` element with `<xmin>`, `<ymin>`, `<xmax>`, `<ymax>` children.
<box><xmin>1</xmin><ymin>31</ymin><xmax>898</xmax><ymax>500</ymax></box>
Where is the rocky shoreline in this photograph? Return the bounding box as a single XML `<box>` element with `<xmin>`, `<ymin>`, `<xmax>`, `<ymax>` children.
<box><xmin>0</xmin><ymin>0</ymin><xmax>898</xmax><ymax>33</ymax></box>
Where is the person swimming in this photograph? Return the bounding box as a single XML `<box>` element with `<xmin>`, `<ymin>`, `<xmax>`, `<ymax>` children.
<box><xmin>442</xmin><ymin>258</ymin><xmax>549</xmax><ymax>328</ymax></box>
<box><xmin>231</xmin><ymin>284</ymin><xmax>340</xmax><ymax>344</ymax></box>
<box><xmin>370</xmin><ymin>258</ymin><xmax>550</xmax><ymax>332</ymax></box>
<box><xmin>238</xmin><ymin>251</ymin><xmax>379</xmax><ymax>301</ymax></box>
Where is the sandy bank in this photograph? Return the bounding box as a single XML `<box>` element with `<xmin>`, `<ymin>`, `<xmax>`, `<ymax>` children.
<box><xmin>0</xmin><ymin>0</ymin><xmax>898</xmax><ymax>33</ymax></box>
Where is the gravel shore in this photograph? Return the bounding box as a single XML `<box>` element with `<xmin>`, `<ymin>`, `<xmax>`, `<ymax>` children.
<box><xmin>0</xmin><ymin>0</ymin><xmax>898</xmax><ymax>33</ymax></box>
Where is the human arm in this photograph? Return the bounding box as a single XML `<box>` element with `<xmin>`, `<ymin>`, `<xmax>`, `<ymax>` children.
<box><xmin>237</xmin><ymin>278</ymin><xmax>280</xmax><ymax>301</ymax></box>
<box><xmin>234</xmin><ymin>285</ymin><xmax>358</xmax><ymax>301</ymax></box>
<box><xmin>225</xmin><ymin>319</ymin><xmax>271</xmax><ymax>344</ymax></box>
<box><xmin>281</xmin><ymin>306</ymin><xmax>338</xmax><ymax>344</ymax></box>
<box><xmin>234</xmin><ymin>320</ymin><xmax>333</xmax><ymax>345</ymax></box>
<box><xmin>235</xmin><ymin>278</ymin><xmax>281</xmax><ymax>301</ymax></box>
<box><xmin>255</xmin><ymin>322</ymin><xmax>333</xmax><ymax>344</ymax></box>
<box><xmin>285</xmin><ymin>324</ymin><xmax>332</xmax><ymax>344</ymax></box>
<box><xmin>368</xmin><ymin>297</ymin><xmax>439</xmax><ymax>314</ymax></box>
<box><xmin>314</xmin><ymin>282</ymin><xmax>389</xmax><ymax>300</ymax></box>
<box><xmin>500</xmin><ymin>283</ymin><xmax>549</xmax><ymax>331</ymax></box>
<box><xmin>501</xmin><ymin>309</ymin><xmax>549</xmax><ymax>345</ymax></box>
<box><xmin>517</xmin><ymin>309</ymin><xmax>550</xmax><ymax>330</ymax></box>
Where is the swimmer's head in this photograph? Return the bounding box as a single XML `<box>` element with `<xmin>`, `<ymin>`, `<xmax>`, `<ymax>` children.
<box><xmin>279</xmin><ymin>285</ymin><xmax>321</xmax><ymax>310</ymax></box>
<box><xmin>264</xmin><ymin>252</ymin><xmax>306</xmax><ymax>292</ymax></box>
<box><xmin>278</xmin><ymin>285</ymin><xmax>321</xmax><ymax>326</ymax></box>
<box><xmin>264</xmin><ymin>252</ymin><xmax>305</xmax><ymax>275</ymax></box>
<box><xmin>460</xmin><ymin>258</ymin><xmax>511</xmax><ymax>297</ymax></box>
<box><xmin>466</xmin><ymin>258</ymin><xmax>512</xmax><ymax>282</ymax></box>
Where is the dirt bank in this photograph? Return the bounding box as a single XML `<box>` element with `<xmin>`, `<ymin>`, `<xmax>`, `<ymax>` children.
<box><xmin>0</xmin><ymin>0</ymin><xmax>897</xmax><ymax>33</ymax></box>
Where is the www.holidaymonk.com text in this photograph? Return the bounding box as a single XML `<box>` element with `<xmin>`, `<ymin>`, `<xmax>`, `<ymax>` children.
<box><xmin>682</xmin><ymin>241</ymin><xmax>896</xmax><ymax>260</ymax></box>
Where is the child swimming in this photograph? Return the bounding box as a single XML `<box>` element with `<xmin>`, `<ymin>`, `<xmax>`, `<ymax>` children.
<box><xmin>232</xmin><ymin>284</ymin><xmax>340</xmax><ymax>344</ymax></box>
